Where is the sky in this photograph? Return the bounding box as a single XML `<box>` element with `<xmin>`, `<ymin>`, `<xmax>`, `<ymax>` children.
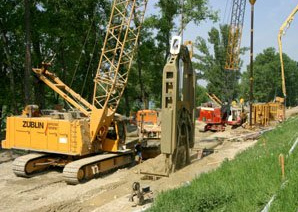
<box><xmin>147</xmin><ymin>0</ymin><xmax>298</xmax><ymax>71</ymax></box>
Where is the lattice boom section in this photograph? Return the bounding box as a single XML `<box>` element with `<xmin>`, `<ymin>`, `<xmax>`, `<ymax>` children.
<box><xmin>225</xmin><ymin>0</ymin><xmax>246</xmax><ymax>71</ymax></box>
<box><xmin>93</xmin><ymin>0</ymin><xmax>147</xmax><ymax>113</ymax></box>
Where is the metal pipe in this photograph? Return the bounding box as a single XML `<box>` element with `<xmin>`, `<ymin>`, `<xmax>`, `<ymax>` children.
<box><xmin>249</xmin><ymin>0</ymin><xmax>256</xmax><ymax>127</ymax></box>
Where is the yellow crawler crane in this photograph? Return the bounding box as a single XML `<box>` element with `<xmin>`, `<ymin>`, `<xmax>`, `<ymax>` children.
<box><xmin>2</xmin><ymin>0</ymin><xmax>148</xmax><ymax>184</ymax></box>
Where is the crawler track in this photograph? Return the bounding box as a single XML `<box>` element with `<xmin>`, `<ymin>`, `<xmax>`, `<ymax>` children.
<box><xmin>63</xmin><ymin>151</ymin><xmax>134</xmax><ymax>185</ymax></box>
<box><xmin>11</xmin><ymin>151</ymin><xmax>134</xmax><ymax>184</ymax></box>
<box><xmin>12</xmin><ymin>153</ymin><xmax>48</xmax><ymax>177</ymax></box>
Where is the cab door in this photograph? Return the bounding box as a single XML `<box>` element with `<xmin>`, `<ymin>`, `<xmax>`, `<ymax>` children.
<box><xmin>116</xmin><ymin>120</ymin><xmax>126</xmax><ymax>150</ymax></box>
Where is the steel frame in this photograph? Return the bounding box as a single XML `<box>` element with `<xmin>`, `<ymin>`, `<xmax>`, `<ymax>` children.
<box><xmin>225</xmin><ymin>0</ymin><xmax>247</xmax><ymax>71</ymax></box>
<box><xmin>93</xmin><ymin>0</ymin><xmax>148</xmax><ymax>116</ymax></box>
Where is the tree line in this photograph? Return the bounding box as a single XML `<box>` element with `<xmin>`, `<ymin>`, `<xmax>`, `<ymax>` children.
<box><xmin>1</xmin><ymin>0</ymin><xmax>297</xmax><ymax>120</ymax></box>
<box><xmin>194</xmin><ymin>25</ymin><xmax>298</xmax><ymax>107</ymax></box>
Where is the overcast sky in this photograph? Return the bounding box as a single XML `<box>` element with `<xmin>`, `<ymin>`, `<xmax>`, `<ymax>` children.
<box><xmin>147</xmin><ymin>0</ymin><xmax>298</xmax><ymax>70</ymax></box>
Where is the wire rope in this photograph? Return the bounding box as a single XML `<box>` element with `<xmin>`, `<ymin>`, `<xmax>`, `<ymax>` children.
<box><xmin>81</xmin><ymin>31</ymin><xmax>99</xmax><ymax>96</ymax></box>
<box><xmin>70</xmin><ymin>10</ymin><xmax>97</xmax><ymax>88</ymax></box>
<box><xmin>222</xmin><ymin>0</ymin><xmax>231</xmax><ymax>25</ymax></box>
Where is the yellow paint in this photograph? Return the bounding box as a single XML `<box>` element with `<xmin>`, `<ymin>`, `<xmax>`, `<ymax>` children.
<box><xmin>3</xmin><ymin>116</ymin><xmax>90</xmax><ymax>156</ymax></box>
<box><xmin>249</xmin><ymin>0</ymin><xmax>256</xmax><ymax>5</ymax></box>
<box><xmin>3</xmin><ymin>114</ymin><xmax>124</xmax><ymax>156</ymax></box>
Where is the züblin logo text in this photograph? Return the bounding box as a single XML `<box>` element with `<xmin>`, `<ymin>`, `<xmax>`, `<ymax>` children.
<box><xmin>22</xmin><ymin>121</ymin><xmax>44</xmax><ymax>129</ymax></box>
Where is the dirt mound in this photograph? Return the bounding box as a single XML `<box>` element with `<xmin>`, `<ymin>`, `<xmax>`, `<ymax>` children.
<box><xmin>133</xmin><ymin>154</ymin><xmax>168</xmax><ymax>175</ymax></box>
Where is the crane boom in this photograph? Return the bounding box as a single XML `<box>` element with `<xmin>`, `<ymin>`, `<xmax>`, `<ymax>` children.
<box><xmin>93</xmin><ymin>1</ymin><xmax>147</xmax><ymax>110</ymax></box>
<box><xmin>32</xmin><ymin>65</ymin><xmax>93</xmax><ymax>117</ymax></box>
<box><xmin>91</xmin><ymin>0</ymin><xmax>147</xmax><ymax>142</ymax></box>
<box><xmin>278</xmin><ymin>4</ymin><xmax>298</xmax><ymax>98</ymax></box>
<box><xmin>225</xmin><ymin>0</ymin><xmax>247</xmax><ymax>71</ymax></box>
<box><xmin>206</xmin><ymin>92</ymin><xmax>222</xmax><ymax>107</ymax></box>
<box><xmin>31</xmin><ymin>1</ymin><xmax>147</xmax><ymax>142</ymax></box>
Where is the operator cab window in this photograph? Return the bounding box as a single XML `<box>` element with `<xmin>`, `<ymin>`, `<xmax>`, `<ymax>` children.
<box><xmin>106</xmin><ymin>124</ymin><xmax>117</xmax><ymax>140</ymax></box>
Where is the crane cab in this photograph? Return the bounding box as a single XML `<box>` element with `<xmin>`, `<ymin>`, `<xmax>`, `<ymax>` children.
<box><xmin>102</xmin><ymin>118</ymin><xmax>126</xmax><ymax>152</ymax></box>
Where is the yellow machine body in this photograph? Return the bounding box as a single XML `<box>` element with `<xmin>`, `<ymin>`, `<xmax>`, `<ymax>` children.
<box><xmin>3</xmin><ymin>115</ymin><xmax>124</xmax><ymax>156</ymax></box>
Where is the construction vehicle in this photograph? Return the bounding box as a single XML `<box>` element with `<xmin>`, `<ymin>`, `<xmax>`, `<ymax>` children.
<box><xmin>134</xmin><ymin>37</ymin><xmax>196</xmax><ymax>171</ymax></box>
<box><xmin>227</xmin><ymin>104</ymin><xmax>245</xmax><ymax>126</ymax></box>
<box><xmin>199</xmin><ymin>107</ymin><xmax>223</xmax><ymax>131</ymax></box>
<box><xmin>134</xmin><ymin>36</ymin><xmax>196</xmax><ymax>176</ymax></box>
<box><xmin>136</xmin><ymin>109</ymin><xmax>161</xmax><ymax>159</ymax></box>
<box><xmin>2</xmin><ymin>0</ymin><xmax>148</xmax><ymax>184</ymax></box>
<box><xmin>198</xmin><ymin>93</ymin><xmax>224</xmax><ymax>131</ymax></box>
<box><xmin>160</xmin><ymin>36</ymin><xmax>195</xmax><ymax>173</ymax></box>
<box><xmin>198</xmin><ymin>105</ymin><xmax>229</xmax><ymax>131</ymax></box>
<box><xmin>198</xmin><ymin>93</ymin><xmax>245</xmax><ymax>131</ymax></box>
<box><xmin>278</xmin><ymin>4</ymin><xmax>298</xmax><ymax>119</ymax></box>
<box><xmin>136</xmin><ymin>109</ymin><xmax>161</xmax><ymax>140</ymax></box>
<box><xmin>136</xmin><ymin>40</ymin><xmax>195</xmax><ymax>163</ymax></box>
<box><xmin>199</xmin><ymin>105</ymin><xmax>244</xmax><ymax>131</ymax></box>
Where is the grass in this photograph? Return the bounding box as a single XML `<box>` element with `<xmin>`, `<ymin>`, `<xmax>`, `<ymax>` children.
<box><xmin>148</xmin><ymin>116</ymin><xmax>298</xmax><ymax>212</ymax></box>
<box><xmin>270</xmin><ymin>134</ymin><xmax>298</xmax><ymax>212</ymax></box>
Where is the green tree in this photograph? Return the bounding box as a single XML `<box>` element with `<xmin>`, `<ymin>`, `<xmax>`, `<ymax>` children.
<box><xmin>196</xmin><ymin>85</ymin><xmax>208</xmax><ymax>106</ymax></box>
<box><xmin>0</xmin><ymin>0</ymin><xmax>217</xmax><ymax>116</ymax></box>
<box><xmin>147</xmin><ymin>0</ymin><xmax>217</xmax><ymax>63</ymax></box>
<box><xmin>0</xmin><ymin>0</ymin><xmax>110</xmax><ymax>113</ymax></box>
<box><xmin>31</xmin><ymin>0</ymin><xmax>110</xmax><ymax>107</ymax></box>
<box><xmin>127</xmin><ymin>0</ymin><xmax>217</xmax><ymax>110</ymax></box>
<box><xmin>0</xmin><ymin>0</ymin><xmax>24</xmax><ymax>113</ymax></box>
<box><xmin>194</xmin><ymin>25</ymin><xmax>244</xmax><ymax>103</ymax></box>
<box><xmin>24</xmin><ymin>0</ymin><xmax>32</xmax><ymax>104</ymax></box>
<box><xmin>240</xmin><ymin>47</ymin><xmax>298</xmax><ymax>106</ymax></box>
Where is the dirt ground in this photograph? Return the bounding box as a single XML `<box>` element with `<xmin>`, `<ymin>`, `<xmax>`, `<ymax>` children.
<box><xmin>0</xmin><ymin>107</ymin><xmax>297</xmax><ymax>212</ymax></box>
